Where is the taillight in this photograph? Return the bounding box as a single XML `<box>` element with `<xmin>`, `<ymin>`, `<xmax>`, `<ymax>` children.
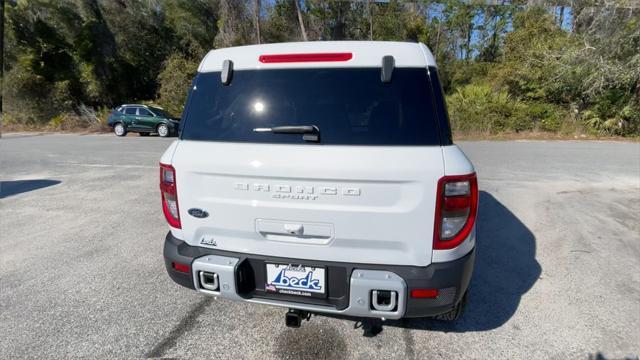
<box><xmin>160</xmin><ymin>163</ymin><xmax>181</xmax><ymax>229</ymax></box>
<box><xmin>433</xmin><ymin>173</ymin><xmax>478</xmax><ymax>250</ymax></box>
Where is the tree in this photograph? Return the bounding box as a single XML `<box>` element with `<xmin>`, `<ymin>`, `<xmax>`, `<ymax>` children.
<box><xmin>215</xmin><ymin>0</ymin><xmax>252</xmax><ymax>47</ymax></box>
<box><xmin>294</xmin><ymin>0</ymin><xmax>308</xmax><ymax>41</ymax></box>
<box><xmin>2</xmin><ymin>0</ymin><xmax>638</xmax><ymax>136</ymax></box>
<box><xmin>254</xmin><ymin>0</ymin><xmax>262</xmax><ymax>43</ymax></box>
<box><xmin>157</xmin><ymin>54</ymin><xmax>198</xmax><ymax>117</ymax></box>
<box><xmin>371</xmin><ymin>0</ymin><xmax>407</xmax><ymax>41</ymax></box>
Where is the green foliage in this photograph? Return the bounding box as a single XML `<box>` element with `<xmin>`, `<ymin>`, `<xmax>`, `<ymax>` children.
<box><xmin>372</xmin><ymin>0</ymin><xmax>407</xmax><ymax>41</ymax></box>
<box><xmin>490</xmin><ymin>8</ymin><xmax>573</xmax><ymax>101</ymax></box>
<box><xmin>2</xmin><ymin>1</ymin><xmax>638</xmax><ymax>137</ymax></box>
<box><xmin>447</xmin><ymin>84</ymin><xmax>525</xmax><ymax>134</ymax></box>
<box><xmin>475</xmin><ymin>6</ymin><xmax>639</xmax><ymax>136</ymax></box>
<box><xmin>3</xmin><ymin>61</ymin><xmax>73</xmax><ymax>125</ymax></box>
<box><xmin>162</xmin><ymin>0</ymin><xmax>218</xmax><ymax>58</ymax></box>
<box><xmin>46</xmin><ymin>104</ymin><xmax>111</xmax><ymax>131</ymax></box>
<box><xmin>448</xmin><ymin>61</ymin><xmax>491</xmax><ymax>90</ymax></box>
<box><xmin>214</xmin><ymin>0</ymin><xmax>253</xmax><ymax>47</ymax></box>
<box><xmin>526</xmin><ymin>102</ymin><xmax>563</xmax><ymax>132</ymax></box>
<box><xmin>447</xmin><ymin>83</ymin><xmax>569</xmax><ymax>134</ymax></box>
<box><xmin>262</xmin><ymin>0</ymin><xmax>298</xmax><ymax>42</ymax></box>
<box><xmin>157</xmin><ymin>54</ymin><xmax>199</xmax><ymax>117</ymax></box>
<box><xmin>582</xmin><ymin>102</ymin><xmax>640</xmax><ymax>136</ymax></box>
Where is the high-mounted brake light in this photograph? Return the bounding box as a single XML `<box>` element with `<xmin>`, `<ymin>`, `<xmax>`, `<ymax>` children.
<box><xmin>258</xmin><ymin>52</ymin><xmax>353</xmax><ymax>63</ymax></box>
<box><xmin>433</xmin><ymin>173</ymin><xmax>478</xmax><ymax>250</ymax></box>
<box><xmin>160</xmin><ymin>163</ymin><xmax>181</xmax><ymax>229</ymax></box>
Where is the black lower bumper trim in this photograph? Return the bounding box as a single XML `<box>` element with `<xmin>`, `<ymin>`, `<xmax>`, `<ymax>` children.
<box><xmin>163</xmin><ymin>231</ymin><xmax>475</xmax><ymax>318</ymax></box>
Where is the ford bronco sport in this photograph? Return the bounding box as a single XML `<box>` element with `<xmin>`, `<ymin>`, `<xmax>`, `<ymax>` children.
<box><xmin>161</xmin><ymin>41</ymin><xmax>477</xmax><ymax>326</ymax></box>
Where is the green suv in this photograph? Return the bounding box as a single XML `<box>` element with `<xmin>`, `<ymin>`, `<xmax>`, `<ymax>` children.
<box><xmin>108</xmin><ymin>104</ymin><xmax>179</xmax><ymax>137</ymax></box>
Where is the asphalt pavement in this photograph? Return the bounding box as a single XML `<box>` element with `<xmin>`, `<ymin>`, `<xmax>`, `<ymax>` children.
<box><xmin>1</xmin><ymin>133</ymin><xmax>639</xmax><ymax>359</ymax></box>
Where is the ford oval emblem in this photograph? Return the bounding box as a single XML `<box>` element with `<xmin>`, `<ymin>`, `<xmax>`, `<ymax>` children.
<box><xmin>188</xmin><ymin>208</ymin><xmax>209</xmax><ymax>218</ymax></box>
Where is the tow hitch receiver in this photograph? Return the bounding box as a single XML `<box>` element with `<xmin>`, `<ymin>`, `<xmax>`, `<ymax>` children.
<box><xmin>285</xmin><ymin>309</ymin><xmax>310</xmax><ymax>328</ymax></box>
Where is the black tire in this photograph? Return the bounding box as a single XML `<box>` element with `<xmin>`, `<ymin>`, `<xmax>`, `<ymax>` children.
<box><xmin>433</xmin><ymin>290</ymin><xmax>468</xmax><ymax>321</ymax></box>
<box><xmin>139</xmin><ymin>132</ymin><xmax>150</xmax><ymax>136</ymax></box>
<box><xmin>157</xmin><ymin>123</ymin><xmax>170</xmax><ymax>137</ymax></box>
<box><xmin>114</xmin><ymin>122</ymin><xmax>127</xmax><ymax>137</ymax></box>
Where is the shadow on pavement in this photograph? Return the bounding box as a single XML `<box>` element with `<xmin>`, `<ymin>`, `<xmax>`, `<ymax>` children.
<box><xmin>0</xmin><ymin>180</ymin><xmax>61</xmax><ymax>199</ymax></box>
<box><xmin>386</xmin><ymin>190</ymin><xmax>541</xmax><ymax>332</ymax></box>
<box><xmin>588</xmin><ymin>352</ymin><xmax>639</xmax><ymax>360</ymax></box>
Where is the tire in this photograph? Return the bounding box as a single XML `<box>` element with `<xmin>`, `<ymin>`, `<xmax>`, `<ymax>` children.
<box><xmin>114</xmin><ymin>123</ymin><xmax>127</xmax><ymax>137</ymax></box>
<box><xmin>433</xmin><ymin>290</ymin><xmax>468</xmax><ymax>321</ymax></box>
<box><xmin>139</xmin><ymin>132</ymin><xmax>150</xmax><ymax>136</ymax></box>
<box><xmin>157</xmin><ymin>123</ymin><xmax>169</xmax><ymax>137</ymax></box>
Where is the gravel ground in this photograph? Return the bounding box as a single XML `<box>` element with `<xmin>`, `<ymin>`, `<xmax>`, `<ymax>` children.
<box><xmin>1</xmin><ymin>133</ymin><xmax>638</xmax><ymax>359</ymax></box>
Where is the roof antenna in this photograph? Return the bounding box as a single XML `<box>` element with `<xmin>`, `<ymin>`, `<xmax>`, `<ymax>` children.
<box><xmin>221</xmin><ymin>60</ymin><xmax>234</xmax><ymax>85</ymax></box>
<box><xmin>381</xmin><ymin>55</ymin><xmax>395</xmax><ymax>83</ymax></box>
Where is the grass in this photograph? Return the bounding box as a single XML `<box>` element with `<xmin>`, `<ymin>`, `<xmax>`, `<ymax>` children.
<box><xmin>453</xmin><ymin>130</ymin><xmax>639</xmax><ymax>142</ymax></box>
<box><xmin>453</xmin><ymin>131</ymin><xmax>640</xmax><ymax>142</ymax></box>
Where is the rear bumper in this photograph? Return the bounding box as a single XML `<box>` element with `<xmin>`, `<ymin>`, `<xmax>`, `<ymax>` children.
<box><xmin>164</xmin><ymin>231</ymin><xmax>474</xmax><ymax>319</ymax></box>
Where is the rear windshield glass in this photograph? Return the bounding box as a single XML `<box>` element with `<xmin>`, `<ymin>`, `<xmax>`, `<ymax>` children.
<box><xmin>181</xmin><ymin>68</ymin><xmax>441</xmax><ymax>145</ymax></box>
<box><xmin>149</xmin><ymin>107</ymin><xmax>171</xmax><ymax>118</ymax></box>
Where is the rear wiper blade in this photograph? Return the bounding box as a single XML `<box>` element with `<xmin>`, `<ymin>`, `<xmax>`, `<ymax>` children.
<box><xmin>253</xmin><ymin>125</ymin><xmax>320</xmax><ymax>142</ymax></box>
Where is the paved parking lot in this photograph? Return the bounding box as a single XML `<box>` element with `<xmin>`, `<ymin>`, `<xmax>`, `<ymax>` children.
<box><xmin>1</xmin><ymin>133</ymin><xmax>639</xmax><ymax>359</ymax></box>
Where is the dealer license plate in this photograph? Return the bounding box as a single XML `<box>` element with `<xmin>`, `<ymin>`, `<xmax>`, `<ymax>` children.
<box><xmin>265</xmin><ymin>263</ymin><xmax>326</xmax><ymax>297</ymax></box>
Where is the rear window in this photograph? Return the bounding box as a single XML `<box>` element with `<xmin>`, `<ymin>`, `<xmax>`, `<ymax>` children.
<box><xmin>150</xmin><ymin>107</ymin><xmax>173</xmax><ymax>119</ymax></box>
<box><xmin>138</xmin><ymin>108</ymin><xmax>152</xmax><ymax>116</ymax></box>
<box><xmin>124</xmin><ymin>107</ymin><xmax>137</xmax><ymax>115</ymax></box>
<box><xmin>181</xmin><ymin>68</ymin><xmax>442</xmax><ymax>145</ymax></box>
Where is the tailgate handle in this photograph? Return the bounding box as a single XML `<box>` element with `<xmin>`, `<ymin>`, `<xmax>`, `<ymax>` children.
<box><xmin>284</xmin><ymin>223</ymin><xmax>304</xmax><ymax>235</ymax></box>
<box><xmin>255</xmin><ymin>219</ymin><xmax>333</xmax><ymax>242</ymax></box>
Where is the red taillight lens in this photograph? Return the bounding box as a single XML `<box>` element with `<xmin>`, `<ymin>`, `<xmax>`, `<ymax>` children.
<box><xmin>258</xmin><ymin>52</ymin><xmax>353</xmax><ymax>63</ymax></box>
<box><xmin>172</xmin><ymin>262</ymin><xmax>189</xmax><ymax>273</ymax></box>
<box><xmin>160</xmin><ymin>163</ymin><xmax>181</xmax><ymax>229</ymax></box>
<box><xmin>433</xmin><ymin>173</ymin><xmax>478</xmax><ymax>250</ymax></box>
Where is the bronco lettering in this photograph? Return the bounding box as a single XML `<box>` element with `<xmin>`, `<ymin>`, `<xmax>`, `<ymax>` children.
<box><xmin>233</xmin><ymin>182</ymin><xmax>361</xmax><ymax>198</ymax></box>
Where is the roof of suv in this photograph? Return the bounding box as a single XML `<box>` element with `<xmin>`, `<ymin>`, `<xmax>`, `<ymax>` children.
<box><xmin>198</xmin><ymin>41</ymin><xmax>437</xmax><ymax>73</ymax></box>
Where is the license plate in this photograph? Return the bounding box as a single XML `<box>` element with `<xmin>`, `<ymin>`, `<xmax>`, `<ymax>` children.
<box><xmin>265</xmin><ymin>263</ymin><xmax>326</xmax><ymax>298</ymax></box>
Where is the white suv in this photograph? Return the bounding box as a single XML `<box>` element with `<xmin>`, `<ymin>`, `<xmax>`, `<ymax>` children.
<box><xmin>160</xmin><ymin>41</ymin><xmax>477</xmax><ymax>326</ymax></box>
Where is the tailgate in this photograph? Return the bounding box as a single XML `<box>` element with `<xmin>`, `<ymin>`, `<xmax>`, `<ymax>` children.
<box><xmin>172</xmin><ymin>141</ymin><xmax>443</xmax><ymax>267</ymax></box>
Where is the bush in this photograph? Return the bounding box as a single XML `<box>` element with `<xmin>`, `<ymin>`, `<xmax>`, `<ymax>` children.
<box><xmin>44</xmin><ymin>105</ymin><xmax>111</xmax><ymax>132</ymax></box>
<box><xmin>582</xmin><ymin>103</ymin><xmax>640</xmax><ymax>136</ymax></box>
<box><xmin>3</xmin><ymin>66</ymin><xmax>58</xmax><ymax>126</ymax></box>
<box><xmin>2</xmin><ymin>58</ymin><xmax>81</xmax><ymax>129</ymax></box>
<box><xmin>156</xmin><ymin>54</ymin><xmax>199</xmax><ymax>117</ymax></box>
<box><xmin>619</xmin><ymin>104</ymin><xmax>640</xmax><ymax>135</ymax></box>
<box><xmin>447</xmin><ymin>84</ymin><xmax>574</xmax><ymax>135</ymax></box>
<box><xmin>524</xmin><ymin>102</ymin><xmax>564</xmax><ymax>132</ymax></box>
<box><xmin>447</xmin><ymin>84</ymin><xmax>526</xmax><ymax>134</ymax></box>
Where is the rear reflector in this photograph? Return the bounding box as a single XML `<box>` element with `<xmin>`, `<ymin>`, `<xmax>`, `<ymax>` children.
<box><xmin>410</xmin><ymin>289</ymin><xmax>439</xmax><ymax>298</ymax></box>
<box><xmin>258</xmin><ymin>52</ymin><xmax>353</xmax><ymax>63</ymax></box>
<box><xmin>172</xmin><ymin>262</ymin><xmax>190</xmax><ymax>273</ymax></box>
